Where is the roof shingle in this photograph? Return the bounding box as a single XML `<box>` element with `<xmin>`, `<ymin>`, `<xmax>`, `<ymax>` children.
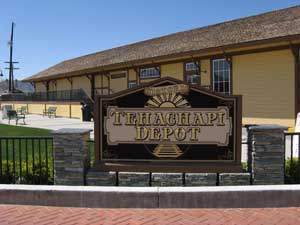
<box><xmin>25</xmin><ymin>6</ymin><xmax>300</xmax><ymax>81</ymax></box>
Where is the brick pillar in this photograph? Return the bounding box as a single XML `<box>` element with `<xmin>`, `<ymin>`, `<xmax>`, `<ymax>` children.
<box><xmin>53</xmin><ymin>128</ymin><xmax>91</xmax><ymax>185</ymax></box>
<box><xmin>248</xmin><ymin>125</ymin><xmax>287</xmax><ymax>185</ymax></box>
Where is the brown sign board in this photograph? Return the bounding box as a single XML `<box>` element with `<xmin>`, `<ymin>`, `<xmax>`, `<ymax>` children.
<box><xmin>94</xmin><ymin>77</ymin><xmax>242</xmax><ymax>173</ymax></box>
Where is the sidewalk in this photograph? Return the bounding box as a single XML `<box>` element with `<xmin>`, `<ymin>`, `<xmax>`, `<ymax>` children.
<box><xmin>0</xmin><ymin>111</ymin><xmax>94</xmax><ymax>139</ymax></box>
<box><xmin>0</xmin><ymin>204</ymin><xmax>299</xmax><ymax>225</ymax></box>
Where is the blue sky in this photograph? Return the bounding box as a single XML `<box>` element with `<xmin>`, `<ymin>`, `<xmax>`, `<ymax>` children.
<box><xmin>0</xmin><ymin>0</ymin><xmax>299</xmax><ymax>80</ymax></box>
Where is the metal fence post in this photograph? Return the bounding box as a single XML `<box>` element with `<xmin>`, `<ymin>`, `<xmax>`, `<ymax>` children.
<box><xmin>244</xmin><ymin>125</ymin><xmax>253</xmax><ymax>185</ymax></box>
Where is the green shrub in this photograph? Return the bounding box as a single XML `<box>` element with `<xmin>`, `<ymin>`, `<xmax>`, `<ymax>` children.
<box><xmin>285</xmin><ymin>158</ymin><xmax>299</xmax><ymax>184</ymax></box>
<box><xmin>0</xmin><ymin>160</ymin><xmax>53</xmax><ymax>184</ymax></box>
<box><xmin>241</xmin><ymin>162</ymin><xmax>247</xmax><ymax>171</ymax></box>
<box><xmin>88</xmin><ymin>141</ymin><xmax>95</xmax><ymax>165</ymax></box>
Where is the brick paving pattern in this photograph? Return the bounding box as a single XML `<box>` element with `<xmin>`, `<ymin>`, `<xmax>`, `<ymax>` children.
<box><xmin>0</xmin><ymin>204</ymin><xmax>300</xmax><ymax>225</ymax></box>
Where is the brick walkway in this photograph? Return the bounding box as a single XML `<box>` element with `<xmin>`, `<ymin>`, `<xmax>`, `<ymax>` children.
<box><xmin>0</xmin><ymin>205</ymin><xmax>300</xmax><ymax>225</ymax></box>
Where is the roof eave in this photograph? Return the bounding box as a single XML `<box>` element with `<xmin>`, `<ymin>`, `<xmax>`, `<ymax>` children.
<box><xmin>23</xmin><ymin>33</ymin><xmax>300</xmax><ymax>83</ymax></box>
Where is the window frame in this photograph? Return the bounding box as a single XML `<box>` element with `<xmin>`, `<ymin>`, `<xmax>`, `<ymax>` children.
<box><xmin>128</xmin><ymin>80</ymin><xmax>137</xmax><ymax>88</ymax></box>
<box><xmin>184</xmin><ymin>61</ymin><xmax>201</xmax><ymax>85</ymax></box>
<box><xmin>139</xmin><ymin>66</ymin><xmax>161</xmax><ymax>80</ymax></box>
<box><xmin>110</xmin><ymin>72</ymin><xmax>127</xmax><ymax>79</ymax></box>
<box><xmin>211</xmin><ymin>58</ymin><xmax>232</xmax><ymax>95</ymax></box>
<box><xmin>185</xmin><ymin>62</ymin><xmax>199</xmax><ymax>71</ymax></box>
<box><xmin>186</xmin><ymin>74</ymin><xmax>201</xmax><ymax>85</ymax></box>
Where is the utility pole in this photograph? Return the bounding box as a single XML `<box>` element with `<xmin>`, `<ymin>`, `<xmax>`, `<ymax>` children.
<box><xmin>5</xmin><ymin>22</ymin><xmax>19</xmax><ymax>93</ymax></box>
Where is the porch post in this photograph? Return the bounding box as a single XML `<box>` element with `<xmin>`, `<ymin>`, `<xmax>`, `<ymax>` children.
<box><xmin>86</xmin><ymin>75</ymin><xmax>95</xmax><ymax>100</ymax></box>
<box><xmin>91</xmin><ymin>75</ymin><xmax>95</xmax><ymax>100</ymax></box>
<box><xmin>44</xmin><ymin>81</ymin><xmax>49</xmax><ymax>101</ymax></box>
<box><xmin>295</xmin><ymin>47</ymin><xmax>299</xmax><ymax>117</ymax></box>
<box><xmin>67</xmin><ymin>77</ymin><xmax>73</xmax><ymax>100</ymax></box>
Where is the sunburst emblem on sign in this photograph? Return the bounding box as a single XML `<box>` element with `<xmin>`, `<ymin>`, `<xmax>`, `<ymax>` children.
<box><xmin>145</xmin><ymin>93</ymin><xmax>190</xmax><ymax>108</ymax></box>
<box><xmin>144</xmin><ymin>84</ymin><xmax>191</xmax><ymax>159</ymax></box>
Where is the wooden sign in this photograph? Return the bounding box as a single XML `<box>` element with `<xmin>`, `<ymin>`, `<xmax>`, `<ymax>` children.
<box><xmin>94</xmin><ymin>77</ymin><xmax>242</xmax><ymax>172</ymax></box>
<box><xmin>105</xmin><ymin>107</ymin><xmax>231</xmax><ymax>146</ymax></box>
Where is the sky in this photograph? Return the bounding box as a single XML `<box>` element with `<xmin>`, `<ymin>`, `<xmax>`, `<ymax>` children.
<box><xmin>0</xmin><ymin>0</ymin><xmax>299</xmax><ymax>80</ymax></box>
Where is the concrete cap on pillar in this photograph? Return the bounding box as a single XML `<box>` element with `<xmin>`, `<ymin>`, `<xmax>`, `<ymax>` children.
<box><xmin>52</xmin><ymin>128</ymin><xmax>92</xmax><ymax>135</ymax></box>
<box><xmin>248</xmin><ymin>124</ymin><xmax>288</xmax><ymax>131</ymax></box>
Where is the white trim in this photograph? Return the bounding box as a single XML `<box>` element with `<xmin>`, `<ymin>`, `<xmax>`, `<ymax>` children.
<box><xmin>212</xmin><ymin>58</ymin><xmax>231</xmax><ymax>94</ymax></box>
<box><xmin>185</xmin><ymin>62</ymin><xmax>198</xmax><ymax>71</ymax></box>
<box><xmin>140</xmin><ymin>67</ymin><xmax>160</xmax><ymax>79</ymax></box>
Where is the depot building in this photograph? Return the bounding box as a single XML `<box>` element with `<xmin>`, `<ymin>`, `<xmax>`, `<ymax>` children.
<box><xmin>22</xmin><ymin>6</ymin><xmax>300</xmax><ymax>127</ymax></box>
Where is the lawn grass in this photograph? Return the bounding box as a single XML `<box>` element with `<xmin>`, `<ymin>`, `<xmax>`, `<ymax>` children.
<box><xmin>0</xmin><ymin>124</ymin><xmax>51</xmax><ymax>136</ymax></box>
<box><xmin>0</xmin><ymin>124</ymin><xmax>53</xmax><ymax>184</ymax></box>
<box><xmin>0</xmin><ymin>124</ymin><xmax>52</xmax><ymax>161</ymax></box>
<box><xmin>0</xmin><ymin>124</ymin><xmax>94</xmax><ymax>184</ymax></box>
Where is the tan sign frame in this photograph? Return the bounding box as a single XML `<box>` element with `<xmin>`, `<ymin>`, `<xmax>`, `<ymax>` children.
<box><xmin>94</xmin><ymin>77</ymin><xmax>242</xmax><ymax>173</ymax></box>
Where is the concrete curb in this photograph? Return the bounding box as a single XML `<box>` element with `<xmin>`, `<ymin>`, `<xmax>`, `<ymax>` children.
<box><xmin>0</xmin><ymin>185</ymin><xmax>300</xmax><ymax>208</ymax></box>
<box><xmin>158</xmin><ymin>185</ymin><xmax>300</xmax><ymax>208</ymax></box>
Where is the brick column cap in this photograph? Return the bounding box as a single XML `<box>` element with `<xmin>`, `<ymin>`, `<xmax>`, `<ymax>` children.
<box><xmin>53</xmin><ymin>128</ymin><xmax>92</xmax><ymax>135</ymax></box>
<box><xmin>248</xmin><ymin>124</ymin><xmax>288</xmax><ymax>132</ymax></box>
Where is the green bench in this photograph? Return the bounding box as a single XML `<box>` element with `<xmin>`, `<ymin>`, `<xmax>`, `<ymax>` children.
<box><xmin>43</xmin><ymin>106</ymin><xmax>57</xmax><ymax>118</ymax></box>
<box><xmin>7</xmin><ymin>110</ymin><xmax>26</xmax><ymax>125</ymax></box>
<box><xmin>16</xmin><ymin>106</ymin><xmax>27</xmax><ymax>114</ymax></box>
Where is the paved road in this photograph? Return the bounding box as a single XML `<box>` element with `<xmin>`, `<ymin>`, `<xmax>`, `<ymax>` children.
<box><xmin>0</xmin><ymin>204</ymin><xmax>299</xmax><ymax>225</ymax></box>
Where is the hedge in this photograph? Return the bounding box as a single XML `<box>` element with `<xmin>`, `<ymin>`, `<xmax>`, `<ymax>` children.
<box><xmin>0</xmin><ymin>160</ymin><xmax>53</xmax><ymax>184</ymax></box>
<box><xmin>285</xmin><ymin>158</ymin><xmax>299</xmax><ymax>184</ymax></box>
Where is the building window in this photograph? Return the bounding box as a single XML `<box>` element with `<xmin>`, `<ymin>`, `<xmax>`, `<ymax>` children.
<box><xmin>139</xmin><ymin>67</ymin><xmax>160</xmax><ymax>79</ymax></box>
<box><xmin>111</xmin><ymin>73</ymin><xmax>126</xmax><ymax>79</ymax></box>
<box><xmin>213</xmin><ymin>59</ymin><xmax>231</xmax><ymax>95</ymax></box>
<box><xmin>128</xmin><ymin>80</ymin><xmax>137</xmax><ymax>88</ymax></box>
<box><xmin>184</xmin><ymin>61</ymin><xmax>200</xmax><ymax>85</ymax></box>
<box><xmin>186</xmin><ymin>74</ymin><xmax>200</xmax><ymax>84</ymax></box>
<box><xmin>185</xmin><ymin>62</ymin><xmax>198</xmax><ymax>71</ymax></box>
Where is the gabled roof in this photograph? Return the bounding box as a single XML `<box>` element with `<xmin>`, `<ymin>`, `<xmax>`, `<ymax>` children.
<box><xmin>25</xmin><ymin>6</ymin><xmax>300</xmax><ymax>82</ymax></box>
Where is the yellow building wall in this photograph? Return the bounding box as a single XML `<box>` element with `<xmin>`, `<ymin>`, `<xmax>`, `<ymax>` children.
<box><xmin>73</xmin><ymin>76</ymin><xmax>91</xmax><ymax>98</ymax></box>
<box><xmin>139</xmin><ymin>78</ymin><xmax>158</xmax><ymax>84</ymax></box>
<box><xmin>46</xmin><ymin>104</ymin><xmax>70</xmax><ymax>117</ymax></box>
<box><xmin>103</xmin><ymin>76</ymin><xmax>109</xmax><ymax>88</ymax></box>
<box><xmin>24</xmin><ymin>46</ymin><xmax>298</xmax><ymax>127</ymax></box>
<box><xmin>13</xmin><ymin>103</ymin><xmax>28</xmax><ymax>112</ymax></box>
<box><xmin>1</xmin><ymin>103</ymin><xmax>29</xmax><ymax>113</ymax></box>
<box><xmin>95</xmin><ymin>75</ymin><xmax>101</xmax><ymax>88</ymax></box>
<box><xmin>161</xmin><ymin>63</ymin><xmax>183</xmax><ymax>80</ymax></box>
<box><xmin>71</xmin><ymin>104</ymin><xmax>82</xmax><ymax>119</ymax></box>
<box><xmin>95</xmin><ymin>74</ymin><xmax>109</xmax><ymax>95</ymax></box>
<box><xmin>201</xmin><ymin>59</ymin><xmax>211</xmax><ymax>87</ymax></box>
<box><xmin>110</xmin><ymin>71</ymin><xmax>127</xmax><ymax>93</ymax></box>
<box><xmin>0</xmin><ymin>102</ymin><xmax>82</xmax><ymax>120</ymax></box>
<box><xmin>35</xmin><ymin>82</ymin><xmax>46</xmax><ymax>92</ymax></box>
<box><xmin>48</xmin><ymin>81</ymin><xmax>56</xmax><ymax>92</ymax></box>
<box><xmin>56</xmin><ymin>79</ymin><xmax>71</xmax><ymax>91</ymax></box>
<box><xmin>232</xmin><ymin>50</ymin><xmax>295</xmax><ymax>127</ymax></box>
<box><xmin>128</xmin><ymin>69</ymin><xmax>136</xmax><ymax>81</ymax></box>
<box><xmin>27</xmin><ymin>103</ymin><xmax>46</xmax><ymax>115</ymax></box>
<box><xmin>94</xmin><ymin>75</ymin><xmax>110</xmax><ymax>95</ymax></box>
<box><xmin>95</xmin><ymin>75</ymin><xmax>109</xmax><ymax>88</ymax></box>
